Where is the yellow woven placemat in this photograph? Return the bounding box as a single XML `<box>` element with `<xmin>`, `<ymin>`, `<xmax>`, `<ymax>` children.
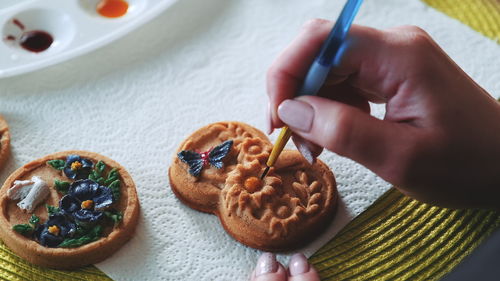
<box><xmin>310</xmin><ymin>189</ymin><xmax>500</xmax><ymax>280</ymax></box>
<box><xmin>0</xmin><ymin>1</ymin><xmax>498</xmax><ymax>280</ymax></box>
<box><xmin>422</xmin><ymin>0</ymin><xmax>500</xmax><ymax>42</ymax></box>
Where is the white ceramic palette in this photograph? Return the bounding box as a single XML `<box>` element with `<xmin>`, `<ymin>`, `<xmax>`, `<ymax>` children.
<box><xmin>0</xmin><ymin>0</ymin><xmax>177</xmax><ymax>78</ymax></box>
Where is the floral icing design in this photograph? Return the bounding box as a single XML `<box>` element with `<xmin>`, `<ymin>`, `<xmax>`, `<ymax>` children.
<box><xmin>223</xmin><ymin>160</ymin><xmax>282</xmax><ymax>214</ymax></box>
<box><xmin>60</xmin><ymin>179</ymin><xmax>113</xmax><ymax>224</ymax></box>
<box><xmin>178</xmin><ymin>140</ymin><xmax>233</xmax><ymax>177</ymax></box>
<box><xmin>12</xmin><ymin>155</ymin><xmax>123</xmax><ymax>248</ymax></box>
<box><xmin>64</xmin><ymin>155</ymin><xmax>94</xmax><ymax>180</ymax></box>
<box><xmin>34</xmin><ymin>213</ymin><xmax>77</xmax><ymax>247</ymax></box>
<box><xmin>223</xmin><ymin>160</ymin><xmax>324</xmax><ymax>239</ymax></box>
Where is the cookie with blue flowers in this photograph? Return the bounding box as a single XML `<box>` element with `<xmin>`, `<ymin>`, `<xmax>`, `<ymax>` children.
<box><xmin>0</xmin><ymin>151</ymin><xmax>140</xmax><ymax>269</ymax></box>
<box><xmin>169</xmin><ymin>122</ymin><xmax>338</xmax><ymax>251</ymax></box>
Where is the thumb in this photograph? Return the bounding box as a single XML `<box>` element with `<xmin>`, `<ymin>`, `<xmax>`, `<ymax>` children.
<box><xmin>277</xmin><ymin>96</ymin><xmax>416</xmax><ymax>182</ymax></box>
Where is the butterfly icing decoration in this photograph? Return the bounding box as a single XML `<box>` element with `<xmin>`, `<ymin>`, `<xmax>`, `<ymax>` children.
<box><xmin>178</xmin><ymin>140</ymin><xmax>233</xmax><ymax>177</ymax></box>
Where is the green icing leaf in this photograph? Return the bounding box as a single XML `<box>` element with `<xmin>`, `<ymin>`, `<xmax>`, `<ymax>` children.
<box><xmin>96</xmin><ymin>161</ymin><xmax>106</xmax><ymax>175</ymax></box>
<box><xmin>89</xmin><ymin>169</ymin><xmax>105</xmax><ymax>185</ymax></box>
<box><xmin>29</xmin><ymin>214</ymin><xmax>40</xmax><ymax>226</ymax></box>
<box><xmin>96</xmin><ymin>177</ymin><xmax>105</xmax><ymax>185</ymax></box>
<box><xmin>89</xmin><ymin>170</ymin><xmax>99</xmax><ymax>180</ymax></box>
<box><xmin>58</xmin><ymin>225</ymin><xmax>103</xmax><ymax>248</ymax></box>
<box><xmin>104</xmin><ymin>168</ymin><xmax>119</xmax><ymax>185</ymax></box>
<box><xmin>89</xmin><ymin>225</ymin><xmax>102</xmax><ymax>236</ymax></box>
<box><xmin>107</xmin><ymin>168</ymin><xmax>118</xmax><ymax>178</ymax></box>
<box><xmin>46</xmin><ymin>205</ymin><xmax>60</xmax><ymax>216</ymax></box>
<box><xmin>47</xmin><ymin>159</ymin><xmax>65</xmax><ymax>170</ymax></box>
<box><xmin>54</xmin><ymin>179</ymin><xmax>70</xmax><ymax>194</ymax></box>
<box><xmin>104</xmin><ymin>177</ymin><xmax>115</xmax><ymax>186</ymax></box>
<box><xmin>108</xmin><ymin>180</ymin><xmax>121</xmax><ymax>201</ymax></box>
<box><xmin>88</xmin><ymin>161</ymin><xmax>106</xmax><ymax>182</ymax></box>
<box><xmin>13</xmin><ymin>224</ymin><xmax>33</xmax><ymax>236</ymax></box>
<box><xmin>104</xmin><ymin>210</ymin><xmax>123</xmax><ymax>226</ymax></box>
<box><xmin>58</xmin><ymin>236</ymin><xmax>93</xmax><ymax>248</ymax></box>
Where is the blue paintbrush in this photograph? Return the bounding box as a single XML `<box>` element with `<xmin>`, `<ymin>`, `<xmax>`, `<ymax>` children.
<box><xmin>261</xmin><ymin>0</ymin><xmax>364</xmax><ymax>179</ymax></box>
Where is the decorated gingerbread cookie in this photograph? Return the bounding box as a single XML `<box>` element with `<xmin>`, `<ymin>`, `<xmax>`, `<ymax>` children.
<box><xmin>169</xmin><ymin>122</ymin><xmax>337</xmax><ymax>251</ymax></box>
<box><xmin>0</xmin><ymin>151</ymin><xmax>140</xmax><ymax>269</ymax></box>
<box><xmin>0</xmin><ymin>115</ymin><xmax>10</xmax><ymax>169</ymax></box>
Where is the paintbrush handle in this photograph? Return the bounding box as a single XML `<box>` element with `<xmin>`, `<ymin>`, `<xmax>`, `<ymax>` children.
<box><xmin>264</xmin><ymin>0</ymin><xmax>363</xmax><ymax>171</ymax></box>
<box><xmin>266</xmin><ymin>126</ymin><xmax>293</xmax><ymax>167</ymax></box>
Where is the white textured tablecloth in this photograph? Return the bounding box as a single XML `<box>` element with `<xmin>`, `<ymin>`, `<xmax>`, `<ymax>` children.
<box><xmin>0</xmin><ymin>0</ymin><xmax>499</xmax><ymax>280</ymax></box>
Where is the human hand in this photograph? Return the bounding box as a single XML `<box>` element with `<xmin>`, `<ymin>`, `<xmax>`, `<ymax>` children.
<box><xmin>266</xmin><ymin>20</ymin><xmax>500</xmax><ymax>209</ymax></box>
<box><xmin>249</xmin><ymin>253</ymin><xmax>320</xmax><ymax>281</ymax></box>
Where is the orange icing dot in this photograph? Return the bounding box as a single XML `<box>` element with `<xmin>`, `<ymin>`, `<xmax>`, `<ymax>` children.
<box><xmin>81</xmin><ymin>200</ymin><xmax>94</xmax><ymax>209</ymax></box>
<box><xmin>244</xmin><ymin>177</ymin><xmax>262</xmax><ymax>193</ymax></box>
<box><xmin>48</xmin><ymin>225</ymin><xmax>60</xmax><ymax>236</ymax></box>
<box><xmin>71</xmin><ymin>161</ymin><xmax>82</xmax><ymax>171</ymax></box>
<box><xmin>97</xmin><ymin>0</ymin><xmax>129</xmax><ymax>18</ymax></box>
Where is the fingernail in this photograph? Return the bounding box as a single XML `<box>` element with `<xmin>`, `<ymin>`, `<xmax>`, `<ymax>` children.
<box><xmin>255</xmin><ymin>252</ymin><xmax>278</xmax><ymax>277</ymax></box>
<box><xmin>278</xmin><ymin>100</ymin><xmax>313</xmax><ymax>132</ymax></box>
<box><xmin>289</xmin><ymin>253</ymin><xmax>310</xmax><ymax>276</ymax></box>
<box><xmin>265</xmin><ymin>102</ymin><xmax>274</xmax><ymax>135</ymax></box>
<box><xmin>293</xmin><ymin>137</ymin><xmax>315</xmax><ymax>164</ymax></box>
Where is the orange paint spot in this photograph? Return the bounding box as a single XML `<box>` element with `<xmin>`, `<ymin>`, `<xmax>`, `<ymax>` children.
<box><xmin>71</xmin><ymin>161</ymin><xmax>82</xmax><ymax>171</ymax></box>
<box><xmin>244</xmin><ymin>177</ymin><xmax>262</xmax><ymax>193</ymax></box>
<box><xmin>81</xmin><ymin>200</ymin><xmax>94</xmax><ymax>209</ymax></box>
<box><xmin>97</xmin><ymin>0</ymin><xmax>129</xmax><ymax>18</ymax></box>
<box><xmin>48</xmin><ymin>225</ymin><xmax>60</xmax><ymax>236</ymax></box>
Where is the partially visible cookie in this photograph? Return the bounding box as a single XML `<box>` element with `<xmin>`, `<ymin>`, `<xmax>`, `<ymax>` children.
<box><xmin>0</xmin><ymin>151</ymin><xmax>140</xmax><ymax>269</ymax></box>
<box><xmin>169</xmin><ymin>121</ymin><xmax>337</xmax><ymax>251</ymax></box>
<box><xmin>0</xmin><ymin>115</ymin><xmax>10</xmax><ymax>169</ymax></box>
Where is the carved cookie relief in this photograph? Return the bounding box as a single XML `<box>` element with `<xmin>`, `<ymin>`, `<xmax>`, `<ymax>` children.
<box><xmin>169</xmin><ymin>122</ymin><xmax>337</xmax><ymax>251</ymax></box>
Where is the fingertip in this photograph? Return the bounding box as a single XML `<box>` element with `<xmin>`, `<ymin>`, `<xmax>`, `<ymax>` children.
<box><xmin>253</xmin><ymin>263</ymin><xmax>287</xmax><ymax>281</ymax></box>
<box><xmin>278</xmin><ymin>99</ymin><xmax>314</xmax><ymax>133</ymax></box>
<box><xmin>287</xmin><ymin>253</ymin><xmax>320</xmax><ymax>281</ymax></box>
<box><xmin>292</xmin><ymin>134</ymin><xmax>322</xmax><ymax>164</ymax></box>
<box><xmin>288</xmin><ymin>267</ymin><xmax>321</xmax><ymax>281</ymax></box>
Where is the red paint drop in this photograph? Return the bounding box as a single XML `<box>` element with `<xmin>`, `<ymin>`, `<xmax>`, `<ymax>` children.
<box><xmin>19</xmin><ymin>31</ymin><xmax>53</xmax><ymax>53</ymax></box>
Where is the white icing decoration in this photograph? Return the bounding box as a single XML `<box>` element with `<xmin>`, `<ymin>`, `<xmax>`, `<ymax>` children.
<box><xmin>7</xmin><ymin>176</ymin><xmax>50</xmax><ymax>213</ymax></box>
